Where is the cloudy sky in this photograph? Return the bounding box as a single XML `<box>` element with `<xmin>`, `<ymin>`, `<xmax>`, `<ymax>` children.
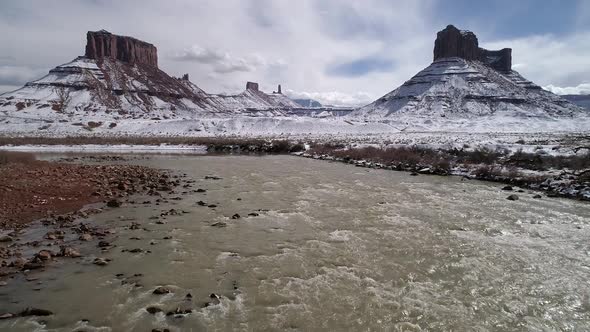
<box><xmin>0</xmin><ymin>0</ymin><xmax>589</xmax><ymax>106</ymax></box>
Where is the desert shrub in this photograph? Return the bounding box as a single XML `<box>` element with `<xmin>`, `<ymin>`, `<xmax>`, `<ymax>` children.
<box><xmin>455</xmin><ymin>147</ymin><xmax>504</xmax><ymax>164</ymax></box>
<box><xmin>326</xmin><ymin>146</ymin><xmax>447</xmax><ymax>168</ymax></box>
<box><xmin>0</xmin><ymin>151</ymin><xmax>36</xmax><ymax>165</ymax></box>
<box><xmin>433</xmin><ymin>158</ymin><xmax>452</xmax><ymax>173</ymax></box>
<box><xmin>289</xmin><ymin>143</ymin><xmax>305</xmax><ymax>153</ymax></box>
<box><xmin>507</xmin><ymin>150</ymin><xmax>590</xmax><ymax>171</ymax></box>
<box><xmin>87</xmin><ymin>121</ymin><xmax>103</xmax><ymax>128</ymax></box>
<box><xmin>308</xmin><ymin>144</ymin><xmax>341</xmax><ymax>155</ymax></box>
<box><xmin>507</xmin><ymin>150</ymin><xmax>546</xmax><ymax>170</ymax></box>
<box><xmin>473</xmin><ymin>165</ymin><xmax>499</xmax><ymax>179</ymax></box>
<box><xmin>267</xmin><ymin>140</ymin><xmax>291</xmax><ymax>153</ymax></box>
<box><xmin>309</xmin><ymin>142</ymin><xmax>346</xmax><ymax>150</ymax></box>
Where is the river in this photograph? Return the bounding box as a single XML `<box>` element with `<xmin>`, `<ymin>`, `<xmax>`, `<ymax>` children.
<box><xmin>1</xmin><ymin>154</ymin><xmax>589</xmax><ymax>331</ymax></box>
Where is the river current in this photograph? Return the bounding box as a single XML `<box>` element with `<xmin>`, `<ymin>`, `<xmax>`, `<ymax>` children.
<box><xmin>1</xmin><ymin>155</ymin><xmax>589</xmax><ymax>331</ymax></box>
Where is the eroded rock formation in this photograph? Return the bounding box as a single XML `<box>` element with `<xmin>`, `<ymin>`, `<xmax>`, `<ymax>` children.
<box><xmin>246</xmin><ymin>82</ymin><xmax>259</xmax><ymax>91</ymax></box>
<box><xmin>85</xmin><ymin>30</ymin><xmax>158</xmax><ymax>67</ymax></box>
<box><xmin>434</xmin><ymin>25</ymin><xmax>511</xmax><ymax>72</ymax></box>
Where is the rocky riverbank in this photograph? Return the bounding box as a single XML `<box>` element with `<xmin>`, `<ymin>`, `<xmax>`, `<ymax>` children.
<box><xmin>0</xmin><ymin>157</ymin><xmax>180</xmax><ymax>229</ymax></box>
<box><xmin>0</xmin><ymin>155</ymin><xmax>193</xmax><ymax>319</ymax></box>
<box><xmin>296</xmin><ymin>146</ymin><xmax>590</xmax><ymax>201</ymax></box>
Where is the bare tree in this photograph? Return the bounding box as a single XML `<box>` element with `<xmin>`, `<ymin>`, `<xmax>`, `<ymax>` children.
<box><xmin>52</xmin><ymin>87</ymin><xmax>71</xmax><ymax>112</ymax></box>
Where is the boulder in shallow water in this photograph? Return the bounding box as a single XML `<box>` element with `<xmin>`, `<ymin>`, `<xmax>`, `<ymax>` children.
<box><xmin>93</xmin><ymin>257</ymin><xmax>109</xmax><ymax>266</ymax></box>
<box><xmin>19</xmin><ymin>307</ymin><xmax>53</xmax><ymax>317</ymax></box>
<box><xmin>79</xmin><ymin>233</ymin><xmax>93</xmax><ymax>241</ymax></box>
<box><xmin>107</xmin><ymin>199</ymin><xmax>122</xmax><ymax>208</ymax></box>
<box><xmin>153</xmin><ymin>286</ymin><xmax>171</xmax><ymax>295</ymax></box>
<box><xmin>166</xmin><ymin>307</ymin><xmax>192</xmax><ymax>316</ymax></box>
<box><xmin>146</xmin><ymin>306</ymin><xmax>163</xmax><ymax>314</ymax></box>
<box><xmin>0</xmin><ymin>235</ymin><xmax>13</xmax><ymax>242</ymax></box>
<box><xmin>203</xmin><ymin>293</ymin><xmax>221</xmax><ymax>307</ymax></box>
<box><xmin>506</xmin><ymin>194</ymin><xmax>519</xmax><ymax>201</ymax></box>
<box><xmin>98</xmin><ymin>241</ymin><xmax>111</xmax><ymax>248</ymax></box>
<box><xmin>36</xmin><ymin>250</ymin><xmax>52</xmax><ymax>261</ymax></box>
<box><xmin>60</xmin><ymin>246</ymin><xmax>81</xmax><ymax>258</ymax></box>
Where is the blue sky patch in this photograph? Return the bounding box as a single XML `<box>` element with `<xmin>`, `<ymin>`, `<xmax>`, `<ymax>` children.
<box><xmin>327</xmin><ymin>57</ymin><xmax>395</xmax><ymax>77</ymax></box>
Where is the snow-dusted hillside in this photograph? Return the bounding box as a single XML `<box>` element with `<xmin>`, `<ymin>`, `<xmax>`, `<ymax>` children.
<box><xmin>205</xmin><ymin>89</ymin><xmax>300</xmax><ymax>114</ymax></box>
<box><xmin>350</xmin><ymin>26</ymin><xmax>589</xmax><ymax>132</ymax></box>
<box><xmin>0</xmin><ymin>57</ymin><xmax>302</xmax><ymax>119</ymax></box>
<box><xmin>0</xmin><ymin>57</ymin><xmax>214</xmax><ymax>119</ymax></box>
<box><xmin>356</xmin><ymin>58</ymin><xmax>580</xmax><ymax>118</ymax></box>
<box><xmin>0</xmin><ymin>27</ymin><xmax>589</xmax><ymax>138</ymax></box>
<box><xmin>0</xmin><ymin>30</ymin><xmax>308</xmax><ymax>131</ymax></box>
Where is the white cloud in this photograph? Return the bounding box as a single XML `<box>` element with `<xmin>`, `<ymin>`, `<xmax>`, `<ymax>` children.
<box><xmin>285</xmin><ymin>89</ymin><xmax>374</xmax><ymax>107</ymax></box>
<box><xmin>170</xmin><ymin>45</ymin><xmax>282</xmax><ymax>73</ymax></box>
<box><xmin>0</xmin><ymin>85</ymin><xmax>20</xmax><ymax>94</ymax></box>
<box><xmin>543</xmin><ymin>83</ymin><xmax>590</xmax><ymax>95</ymax></box>
<box><xmin>0</xmin><ymin>0</ymin><xmax>438</xmax><ymax>104</ymax></box>
<box><xmin>170</xmin><ymin>45</ymin><xmax>267</xmax><ymax>73</ymax></box>
<box><xmin>1</xmin><ymin>1</ymin><xmax>589</xmax><ymax>105</ymax></box>
<box><xmin>0</xmin><ymin>65</ymin><xmax>43</xmax><ymax>86</ymax></box>
<box><xmin>484</xmin><ymin>32</ymin><xmax>590</xmax><ymax>87</ymax></box>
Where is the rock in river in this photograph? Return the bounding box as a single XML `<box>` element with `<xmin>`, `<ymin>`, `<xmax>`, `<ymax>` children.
<box><xmin>153</xmin><ymin>286</ymin><xmax>171</xmax><ymax>295</ymax></box>
<box><xmin>93</xmin><ymin>257</ymin><xmax>109</xmax><ymax>266</ymax></box>
<box><xmin>107</xmin><ymin>199</ymin><xmax>122</xmax><ymax>208</ymax></box>
<box><xmin>79</xmin><ymin>233</ymin><xmax>93</xmax><ymax>241</ymax></box>
<box><xmin>146</xmin><ymin>306</ymin><xmax>163</xmax><ymax>314</ymax></box>
<box><xmin>19</xmin><ymin>307</ymin><xmax>53</xmax><ymax>317</ymax></box>
<box><xmin>36</xmin><ymin>250</ymin><xmax>52</xmax><ymax>261</ymax></box>
<box><xmin>0</xmin><ymin>235</ymin><xmax>13</xmax><ymax>242</ymax></box>
<box><xmin>60</xmin><ymin>246</ymin><xmax>81</xmax><ymax>258</ymax></box>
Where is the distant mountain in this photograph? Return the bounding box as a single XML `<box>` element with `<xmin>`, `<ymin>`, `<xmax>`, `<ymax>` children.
<box><xmin>353</xmin><ymin>25</ymin><xmax>585</xmax><ymax>131</ymax></box>
<box><xmin>561</xmin><ymin>95</ymin><xmax>590</xmax><ymax>109</ymax></box>
<box><xmin>0</xmin><ymin>30</ymin><xmax>299</xmax><ymax>122</ymax></box>
<box><xmin>293</xmin><ymin>98</ymin><xmax>322</xmax><ymax>108</ymax></box>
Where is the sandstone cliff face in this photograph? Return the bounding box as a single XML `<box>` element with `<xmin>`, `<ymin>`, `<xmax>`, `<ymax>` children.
<box><xmin>85</xmin><ymin>30</ymin><xmax>158</xmax><ymax>67</ymax></box>
<box><xmin>434</xmin><ymin>25</ymin><xmax>480</xmax><ymax>61</ymax></box>
<box><xmin>433</xmin><ymin>25</ymin><xmax>511</xmax><ymax>72</ymax></box>
<box><xmin>480</xmin><ymin>48</ymin><xmax>512</xmax><ymax>73</ymax></box>
<box><xmin>246</xmin><ymin>82</ymin><xmax>259</xmax><ymax>91</ymax></box>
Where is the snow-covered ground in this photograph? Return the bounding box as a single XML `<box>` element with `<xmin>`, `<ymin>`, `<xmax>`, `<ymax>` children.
<box><xmin>0</xmin><ymin>54</ymin><xmax>588</xmax><ymax>145</ymax></box>
<box><xmin>0</xmin><ymin>144</ymin><xmax>207</xmax><ymax>154</ymax></box>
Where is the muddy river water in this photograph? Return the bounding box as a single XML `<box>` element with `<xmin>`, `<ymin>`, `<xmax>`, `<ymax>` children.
<box><xmin>1</xmin><ymin>154</ymin><xmax>590</xmax><ymax>331</ymax></box>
